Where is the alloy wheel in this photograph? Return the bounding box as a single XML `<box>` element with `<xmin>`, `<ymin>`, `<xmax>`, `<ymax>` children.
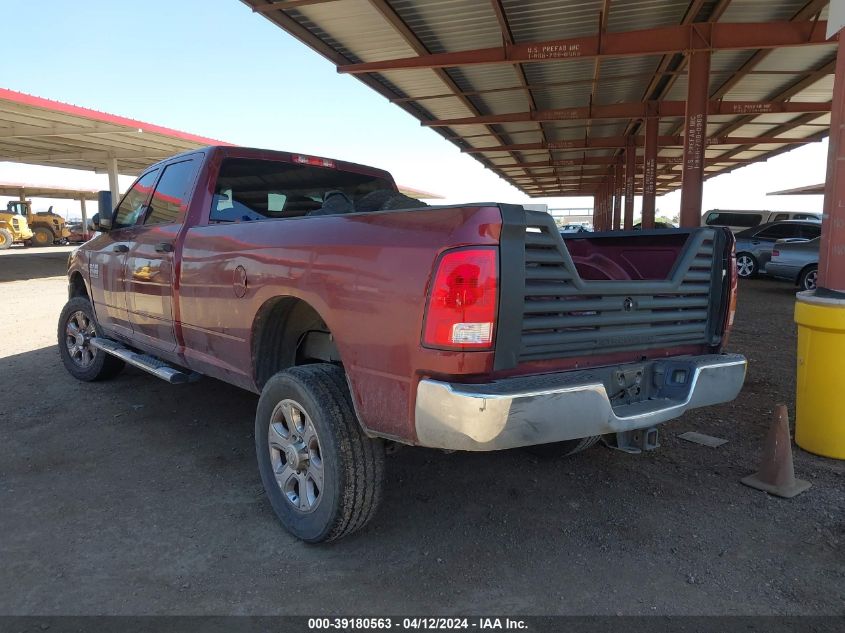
<box><xmin>267</xmin><ymin>399</ymin><xmax>324</xmax><ymax>513</ymax></box>
<box><xmin>64</xmin><ymin>310</ymin><xmax>98</xmax><ymax>368</ymax></box>
<box><xmin>737</xmin><ymin>255</ymin><xmax>755</xmax><ymax>278</ymax></box>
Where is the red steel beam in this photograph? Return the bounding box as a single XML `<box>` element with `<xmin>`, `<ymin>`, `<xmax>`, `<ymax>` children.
<box><xmin>680</xmin><ymin>50</ymin><xmax>711</xmax><ymax>228</ymax></box>
<box><xmin>461</xmin><ymin>135</ymin><xmax>818</xmax><ymax>153</ymax></box>
<box><xmin>613</xmin><ymin>160</ymin><xmax>623</xmax><ymax>230</ymax></box>
<box><xmin>495</xmin><ymin>156</ymin><xmax>751</xmax><ymax>168</ymax></box>
<box><xmin>424</xmin><ymin>100</ymin><xmax>829</xmax><ymax>126</ymax></box>
<box><xmin>642</xmin><ymin>115</ymin><xmax>659</xmax><ymax>229</ymax></box>
<box><xmin>592</xmin><ymin>194</ymin><xmax>599</xmax><ymax>229</ymax></box>
<box><xmin>819</xmin><ymin>36</ymin><xmax>845</xmax><ymax>292</ymax></box>
<box><xmin>338</xmin><ymin>21</ymin><xmax>829</xmax><ymax>74</ymax></box>
<box><xmin>624</xmin><ymin>139</ymin><xmax>636</xmax><ymax>230</ymax></box>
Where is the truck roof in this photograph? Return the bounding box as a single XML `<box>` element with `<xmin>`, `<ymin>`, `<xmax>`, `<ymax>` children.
<box><xmin>147</xmin><ymin>145</ymin><xmax>395</xmax><ymax>183</ymax></box>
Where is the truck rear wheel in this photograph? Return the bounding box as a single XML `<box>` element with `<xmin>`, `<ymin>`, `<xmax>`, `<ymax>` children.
<box><xmin>0</xmin><ymin>228</ymin><xmax>12</xmax><ymax>250</ymax></box>
<box><xmin>255</xmin><ymin>363</ymin><xmax>385</xmax><ymax>542</ymax></box>
<box><xmin>31</xmin><ymin>227</ymin><xmax>54</xmax><ymax>247</ymax></box>
<box><xmin>525</xmin><ymin>436</ymin><xmax>601</xmax><ymax>458</ymax></box>
<box><xmin>58</xmin><ymin>297</ymin><xmax>125</xmax><ymax>381</ymax></box>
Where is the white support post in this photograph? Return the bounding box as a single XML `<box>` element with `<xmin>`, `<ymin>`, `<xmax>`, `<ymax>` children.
<box><xmin>106</xmin><ymin>157</ymin><xmax>120</xmax><ymax>205</ymax></box>
<box><xmin>80</xmin><ymin>198</ymin><xmax>88</xmax><ymax>240</ymax></box>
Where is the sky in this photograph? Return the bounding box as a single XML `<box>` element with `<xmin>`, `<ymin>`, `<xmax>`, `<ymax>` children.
<box><xmin>0</xmin><ymin>0</ymin><xmax>830</xmax><ymax>220</ymax></box>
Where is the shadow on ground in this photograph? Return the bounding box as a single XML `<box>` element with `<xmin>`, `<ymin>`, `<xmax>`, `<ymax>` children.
<box><xmin>1</xmin><ymin>331</ymin><xmax>842</xmax><ymax>615</ymax></box>
<box><xmin>0</xmin><ymin>246</ymin><xmax>74</xmax><ymax>283</ymax></box>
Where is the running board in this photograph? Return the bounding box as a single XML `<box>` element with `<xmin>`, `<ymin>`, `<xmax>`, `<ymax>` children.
<box><xmin>90</xmin><ymin>338</ymin><xmax>200</xmax><ymax>385</ymax></box>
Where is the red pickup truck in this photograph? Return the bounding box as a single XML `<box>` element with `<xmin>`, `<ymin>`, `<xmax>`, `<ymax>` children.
<box><xmin>60</xmin><ymin>146</ymin><xmax>746</xmax><ymax>542</ymax></box>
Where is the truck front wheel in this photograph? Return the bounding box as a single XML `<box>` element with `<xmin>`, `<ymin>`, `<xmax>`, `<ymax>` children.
<box><xmin>255</xmin><ymin>364</ymin><xmax>385</xmax><ymax>542</ymax></box>
<box><xmin>57</xmin><ymin>297</ymin><xmax>125</xmax><ymax>381</ymax></box>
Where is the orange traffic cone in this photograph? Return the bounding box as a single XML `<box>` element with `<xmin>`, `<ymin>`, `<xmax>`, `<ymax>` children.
<box><xmin>741</xmin><ymin>404</ymin><xmax>811</xmax><ymax>498</ymax></box>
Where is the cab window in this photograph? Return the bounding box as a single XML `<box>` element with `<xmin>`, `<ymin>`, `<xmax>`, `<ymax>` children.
<box><xmin>771</xmin><ymin>213</ymin><xmax>790</xmax><ymax>222</ymax></box>
<box><xmin>801</xmin><ymin>224</ymin><xmax>822</xmax><ymax>239</ymax></box>
<box><xmin>754</xmin><ymin>224</ymin><xmax>801</xmax><ymax>240</ymax></box>
<box><xmin>113</xmin><ymin>170</ymin><xmax>159</xmax><ymax>229</ymax></box>
<box><xmin>704</xmin><ymin>212</ymin><xmax>763</xmax><ymax>228</ymax></box>
<box><xmin>144</xmin><ymin>159</ymin><xmax>198</xmax><ymax>225</ymax></box>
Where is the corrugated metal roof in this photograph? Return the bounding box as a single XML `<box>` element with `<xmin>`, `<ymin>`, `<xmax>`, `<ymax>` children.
<box><xmin>0</xmin><ymin>88</ymin><xmax>230</xmax><ymax>175</ymax></box>
<box><xmin>242</xmin><ymin>0</ymin><xmax>835</xmax><ymax>197</ymax></box>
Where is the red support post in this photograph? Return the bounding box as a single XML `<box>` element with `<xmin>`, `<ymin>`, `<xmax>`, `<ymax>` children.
<box><xmin>819</xmin><ymin>37</ymin><xmax>845</xmax><ymax>292</ymax></box>
<box><xmin>642</xmin><ymin>114</ymin><xmax>658</xmax><ymax>229</ymax></box>
<box><xmin>599</xmin><ymin>183</ymin><xmax>608</xmax><ymax>231</ymax></box>
<box><xmin>679</xmin><ymin>50</ymin><xmax>711</xmax><ymax>228</ymax></box>
<box><xmin>613</xmin><ymin>161</ymin><xmax>623</xmax><ymax>230</ymax></box>
<box><xmin>624</xmin><ymin>139</ymin><xmax>636</xmax><ymax>230</ymax></box>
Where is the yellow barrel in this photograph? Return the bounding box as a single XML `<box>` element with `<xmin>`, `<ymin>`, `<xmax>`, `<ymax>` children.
<box><xmin>794</xmin><ymin>291</ymin><xmax>845</xmax><ymax>459</ymax></box>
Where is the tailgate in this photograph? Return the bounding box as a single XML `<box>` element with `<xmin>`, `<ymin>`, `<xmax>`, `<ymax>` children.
<box><xmin>494</xmin><ymin>206</ymin><xmax>733</xmax><ymax>370</ymax></box>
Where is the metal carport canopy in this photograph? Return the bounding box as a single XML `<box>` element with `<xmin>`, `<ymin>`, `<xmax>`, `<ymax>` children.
<box><xmin>0</xmin><ymin>88</ymin><xmax>231</xmax><ymax>204</ymax></box>
<box><xmin>0</xmin><ymin>183</ymin><xmax>98</xmax><ymax>200</ymax></box>
<box><xmin>0</xmin><ymin>87</ymin><xmax>443</xmax><ymax>203</ymax></box>
<box><xmin>242</xmin><ymin>0</ymin><xmax>836</xmax><ymax>228</ymax></box>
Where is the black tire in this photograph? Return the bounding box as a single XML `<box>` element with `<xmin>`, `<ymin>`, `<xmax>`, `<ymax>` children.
<box><xmin>0</xmin><ymin>228</ymin><xmax>12</xmax><ymax>250</ymax></box>
<box><xmin>31</xmin><ymin>227</ymin><xmax>54</xmax><ymax>247</ymax></box>
<box><xmin>525</xmin><ymin>436</ymin><xmax>601</xmax><ymax>459</ymax></box>
<box><xmin>58</xmin><ymin>297</ymin><xmax>125</xmax><ymax>381</ymax></box>
<box><xmin>736</xmin><ymin>252</ymin><xmax>758</xmax><ymax>278</ymax></box>
<box><xmin>255</xmin><ymin>363</ymin><xmax>385</xmax><ymax>542</ymax></box>
<box><xmin>799</xmin><ymin>265</ymin><xmax>819</xmax><ymax>291</ymax></box>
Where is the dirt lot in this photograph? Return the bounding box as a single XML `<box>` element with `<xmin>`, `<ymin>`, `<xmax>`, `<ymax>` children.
<box><xmin>0</xmin><ymin>246</ymin><xmax>842</xmax><ymax>615</ymax></box>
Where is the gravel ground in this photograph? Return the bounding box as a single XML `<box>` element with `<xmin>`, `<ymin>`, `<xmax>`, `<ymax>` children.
<box><xmin>0</xmin><ymin>246</ymin><xmax>842</xmax><ymax>615</ymax></box>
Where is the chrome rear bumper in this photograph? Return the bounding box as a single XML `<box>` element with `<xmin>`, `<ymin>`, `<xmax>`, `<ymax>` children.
<box><xmin>414</xmin><ymin>354</ymin><xmax>746</xmax><ymax>451</ymax></box>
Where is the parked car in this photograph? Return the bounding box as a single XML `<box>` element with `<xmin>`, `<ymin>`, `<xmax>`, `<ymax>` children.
<box><xmin>66</xmin><ymin>221</ymin><xmax>97</xmax><ymax>243</ymax></box>
<box><xmin>734</xmin><ymin>221</ymin><xmax>821</xmax><ymax>278</ymax></box>
<box><xmin>702</xmin><ymin>209</ymin><xmax>820</xmax><ymax>233</ymax></box>
<box><xmin>60</xmin><ymin>145</ymin><xmax>745</xmax><ymax>542</ymax></box>
<box><xmin>633</xmin><ymin>221</ymin><xmax>676</xmax><ymax>230</ymax></box>
<box><xmin>560</xmin><ymin>223</ymin><xmax>589</xmax><ymax>233</ymax></box>
<box><xmin>767</xmin><ymin>237</ymin><xmax>820</xmax><ymax>291</ymax></box>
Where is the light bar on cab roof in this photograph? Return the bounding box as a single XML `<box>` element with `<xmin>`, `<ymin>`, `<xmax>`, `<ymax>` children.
<box><xmin>293</xmin><ymin>154</ymin><xmax>336</xmax><ymax>168</ymax></box>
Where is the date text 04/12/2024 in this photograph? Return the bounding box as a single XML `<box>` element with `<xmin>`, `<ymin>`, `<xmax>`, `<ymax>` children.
<box><xmin>307</xmin><ymin>618</ymin><xmax>528</xmax><ymax>630</ymax></box>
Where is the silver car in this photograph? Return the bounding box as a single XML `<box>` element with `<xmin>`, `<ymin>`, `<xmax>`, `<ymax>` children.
<box><xmin>766</xmin><ymin>237</ymin><xmax>820</xmax><ymax>291</ymax></box>
<box><xmin>734</xmin><ymin>221</ymin><xmax>821</xmax><ymax>278</ymax></box>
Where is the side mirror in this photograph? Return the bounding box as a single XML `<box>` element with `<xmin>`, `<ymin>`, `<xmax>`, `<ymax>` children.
<box><xmin>91</xmin><ymin>213</ymin><xmax>101</xmax><ymax>230</ymax></box>
<box><xmin>97</xmin><ymin>191</ymin><xmax>114</xmax><ymax>231</ymax></box>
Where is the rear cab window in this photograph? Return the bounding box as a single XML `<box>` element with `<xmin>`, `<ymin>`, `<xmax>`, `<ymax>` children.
<box><xmin>209</xmin><ymin>157</ymin><xmax>396</xmax><ymax>223</ymax></box>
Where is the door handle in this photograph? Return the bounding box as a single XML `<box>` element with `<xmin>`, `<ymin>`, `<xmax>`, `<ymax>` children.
<box><xmin>113</xmin><ymin>244</ymin><xmax>129</xmax><ymax>253</ymax></box>
<box><xmin>155</xmin><ymin>242</ymin><xmax>174</xmax><ymax>253</ymax></box>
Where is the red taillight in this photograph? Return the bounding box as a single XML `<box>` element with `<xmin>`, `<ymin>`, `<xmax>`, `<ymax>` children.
<box><xmin>293</xmin><ymin>154</ymin><xmax>336</xmax><ymax>168</ymax></box>
<box><xmin>422</xmin><ymin>247</ymin><xmax>498</xmax><ymax>350</ymax></box>
<box><xmin>723</xmin><ymin>248</ymin><xmax>739</xmax><ymax>344</ymax></box>
<box><xmin>772</xmin><ymin>249</ymin><xmax>780</xmax><ymax>257</ymax></box>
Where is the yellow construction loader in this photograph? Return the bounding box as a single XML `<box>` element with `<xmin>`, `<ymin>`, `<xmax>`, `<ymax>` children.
<box><xmin>0</xmin><ymin>206</ymin><xmax>34</xmax><ymax>249</ymax></box>
<box><xmin>6</xmin><ymin>201</ymin><xmax>71</xmax><ymax>246</ymax></box>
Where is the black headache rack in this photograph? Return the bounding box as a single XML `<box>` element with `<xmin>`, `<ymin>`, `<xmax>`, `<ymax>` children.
<box><xmin>493</xmin><ymin>205</ymin><xmax>733</xmax><ymax>371</ymax></box>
